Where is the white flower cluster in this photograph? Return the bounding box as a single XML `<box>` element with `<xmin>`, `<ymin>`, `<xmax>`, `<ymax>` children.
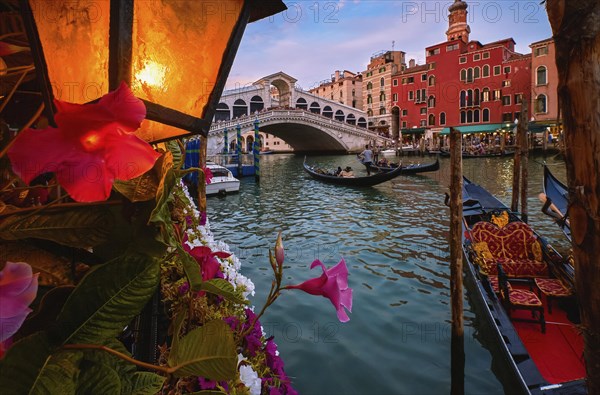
<box><xmin>238</xmin><ymin>354</ymin><xmax>262</xmax><ymax>395</ymax></box>
<box><xmin>179</xmin><ymin>182</ymin><xmax>255</xmax><ymax>298</ymax></box>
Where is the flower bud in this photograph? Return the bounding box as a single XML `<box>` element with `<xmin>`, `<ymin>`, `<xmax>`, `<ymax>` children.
<box><xmin>275</xmin><ymin>231</ymin><xmax>284</xmax><ymax>267</ymax></box>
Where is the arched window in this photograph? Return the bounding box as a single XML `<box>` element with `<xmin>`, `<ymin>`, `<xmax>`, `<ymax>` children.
<box><xmin>322</xmin><ymin>106</ymin><xmax>333</xmax><ymax>118</ymax></box>
<box><xmin>474</xmin><ymin>109</ymin><xmax>480</xmax><ymax>123</ymax></box>
<box><xmin>367</xmin><ymin>109</ymin><xmax>373</xmax><ymax>117</ymax></box>
<box><xmin>460</xmin><ymin>90</ymin><xmax>466</xmax><ymax>108</ymax></box>
<box><xmin>483</xmin><ymin>108</ymin><xmax>490</xmax><ymax>122</ymax></box>
<box><xmin>215</xmin><ymin>102</ymin><xmax>230</xmax><ymax>121</ymax></box>
<box><xmin>428</xmin><ymin>95</ymin><xmax>436</xmax><ymax>108</ymax></box>
<box><xmin>536</xmin><ymin>94</ymin><xmax>547</xmax><ymax>113</ymax></box>
<box><xmin>232</xmin><ymin>99</ymin><xmax>247</xmax><ymax>118</ymax></box>
<box><xmin>380</xmin><ymin>77</ymin><xmax>385</xmax><ymax>87</ymax></box>
<box><xmin>367</xmin><ymin>82</ymin><xmax>373</xmax><ymax>90</ymax></box>
<box><xmin>335</xmin><ymin>110</ymin><xmax>345</xmax><ymax>121</ymax></box>
<box><xmin>346</xmin><ymin>114</ymin><xmax>356</xmax><ymax>125</ymax></box>
<box><xmin>309</xmin><ymin>102</ymin><xmax>321</xmax><ymax>114</ymax></box>
<box><xmin>428</xmin><ymin>114</ymin><xmax>435</xmax><ymax>126</ymax></box>
<box><xmin>483</xmin><ymin>65</ymin><xmax>490</xmax><ymax>77</ymax></box>
<box><xmin>460</xmin><ymin>69</ymin><xmax>466</xmax><ymax>81</ymax></box>
<box><xmin>367</xmin><ymin>94</ymin><xmax>373</xmax><ymax>104</ymax></box>
<box><xmin>536</xmin><ymin>66</ymin><xmax>547</xmax><ymax>85</ymax></box>
<box><xmin>379</xmin><ymin>107</ymin><xmax>386</xmax><ymax>115</ymax></box>
<box><xmin>467</xmin><ymin>68</ymin><xmax>473</xmax><ymax>82</ymax></box>
<box><xmin>440</xmin><ymin>112</ymin><xmax>446</xmax><ymax>125</ymax></box>
<box><xmin>474</xmin><ymin>89</ymin><xmax>480</xmax><ymax>106</ymax></box>
<box><xmin>296</xmin><ymin>97</ymin><xmax>308</xmax><ymax>110</ymax></box>
<box><xmin>428</xmin><ymin>75</ymin><xmax>435</xmax><ymax>86</ymax></box>
<box><xmin>460</xmin><ymin>111</ymin><xmax>466</xmax><ymax>124</ymax></box>
<box><xmin>250</xmin><ymin>95</ymin><xmax>264</xmax><ymax>113</ymax></box>
<box><xmin>474</xmin><ymin>66</ymin><xmax>480</xmax><ymax>79</ymax></box>
<box><xmin>467</xmin><ymin>89</ymin><xmax>473</xmax><ymax>107</ymax></box>
<box><xmin>482</xmin><ymin>88</ymin><xmax>490</xmax><ymax>102</ymax></box>
<box><xmin>380</xmin><ymin>92</ymin><xmax>386</xmax><ymax>101</ymax></box>
<box><xmin>357</xmin><ymin>117</ymin><xmax>367</xmax><ymax>128</ymax></box>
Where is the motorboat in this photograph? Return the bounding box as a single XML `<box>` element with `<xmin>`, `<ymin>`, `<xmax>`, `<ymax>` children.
<box><xmin>206</xmin><ymin>162</ymin><xmax>240</xmax><ymax>196</ymax></box>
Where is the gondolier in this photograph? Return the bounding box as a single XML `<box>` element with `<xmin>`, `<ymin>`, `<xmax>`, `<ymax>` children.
<box><xmin>358</xmin><ymin>145</ymin><xmax>373</xmax><ymax>175</ymax></box>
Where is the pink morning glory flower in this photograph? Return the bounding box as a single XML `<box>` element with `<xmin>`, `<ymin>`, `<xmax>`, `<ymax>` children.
<box><xmin>285</xmin><ymin>259</ymin><xmax>353</xmax><ymax>322</ymax></box>
<box><xmin>0</xmin><ymin>262</ymin><xmax>39</xmax><ymax>342</ymax></box>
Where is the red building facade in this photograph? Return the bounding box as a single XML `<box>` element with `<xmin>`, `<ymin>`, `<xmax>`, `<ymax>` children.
<box><xmin>391</xmin><ymin>0</ymin><xmax>531</xmax><ymax>134</ymax></box>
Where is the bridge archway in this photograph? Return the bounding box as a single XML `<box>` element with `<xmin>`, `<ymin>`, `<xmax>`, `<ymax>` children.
<box><xmin>233</xmin><ymin>99</ymin><xmax>247</xmax><ymax>118</ymax></box>
<box><xmin>215</xmin><ymin>103</ymin><xmax>230</xmax><ymax>121</ymax></box>
<box><xmin>271</xmin><ymin>78</ymin><xmax>292</xmax><ymax>108</ymax></box>
<box><xmin>322</xmin><ymin>106</ymin><xmax>333</xmax><ymax>118</ymax></box>
<box><xmin>346</xmin><ymin>114</ymin><xmax>356</xmax><ymax>125</ymax></box>
<box><xmin>335</xmin><ymin>110</ymin><xmax>345</xmax><ymax>122</ymax></box>
<box><xmin>250</xmin><ymin>95</ymin><xmax>264</xmax><ymax>114</ymax></box>
<box><xmin>296</xmin><ymin>97</ymin><xmax>308</xmax><ymax>110</ymax></box>
<box><xmin>309</xmin><ymin>102</ymin><xmax>321</xmax><ymax>114</ymax></box>
<box><xmin>357</xmin><ymin>117</ymin><xmax>367</xmax><ymax>128</ymax></box>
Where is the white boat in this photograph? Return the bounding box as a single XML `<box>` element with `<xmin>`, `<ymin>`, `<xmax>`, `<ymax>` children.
<box><xmin>206</xmin><ymin>162</ymin><xmax>240</xmax><ymax>196</ymax></box>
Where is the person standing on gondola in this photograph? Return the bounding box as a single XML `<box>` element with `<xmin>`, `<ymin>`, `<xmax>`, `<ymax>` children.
<box><xmin>358</xmin><ymin>145</ymin><xmax>373</xmax><ymax>176</ymax></box>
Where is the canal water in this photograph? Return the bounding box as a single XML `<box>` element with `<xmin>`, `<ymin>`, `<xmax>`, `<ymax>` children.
<box><xmin>206</xmin><ymin>152</ymin><xmax>569</xmax><ymax>395</ymax></box>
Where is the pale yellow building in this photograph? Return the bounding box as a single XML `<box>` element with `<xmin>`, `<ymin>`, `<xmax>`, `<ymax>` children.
<box><xmin>308</xmin><ymin>70</ymin><xmax>363</xmax><ymax>110</ymax></box>
<box><xmin>362</xmin><ymin>50</ymin><xmax>406</xmax><ymax>136</ymax></box>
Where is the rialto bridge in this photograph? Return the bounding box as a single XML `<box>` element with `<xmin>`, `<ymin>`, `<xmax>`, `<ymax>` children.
<box><xmin>207</xmin><ymin>72</ymin><xmax>392</xmax><ymax>154</ymax></box>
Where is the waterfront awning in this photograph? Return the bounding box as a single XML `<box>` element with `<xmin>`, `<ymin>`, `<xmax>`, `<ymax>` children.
<box><xmin>440</xmin><ymin>124</ymin><xmax>506</xmax><ymax>135</ymax></box>
<box><xmin>401</xmin><ymin>127</ymin><xmax>427</xmax><ymax>134</ymax></box>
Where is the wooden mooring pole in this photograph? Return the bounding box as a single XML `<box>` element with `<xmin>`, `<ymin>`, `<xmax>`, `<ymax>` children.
<box><xmin>519</xmin><ymin>100</ymin><xmax>529</xmax><ymax>223</ymax></box>
<box><xmin>511</xmin><ymin>123</ymin><xmax>521</xmax><ymax>213</ymax></box>
<box><xmin>198</xmin><ymin>136</ymin><xmax>207</xmax><ymax>220</ymax></box>
<box><xmin>547</xmin><ymin>1</ymin><xmax>600</xmax><ymax>392</ymax></box>
<box><xmin>449</xmin><ymin>127</ymin><xmax>464</xmax><ymax>395</ymax></box>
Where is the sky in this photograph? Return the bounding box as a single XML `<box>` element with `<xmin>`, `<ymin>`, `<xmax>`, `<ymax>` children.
<box><xmin>225</xmin><ymin>0</ymin><xmax>553</xmax><ymax>90</ymax></box>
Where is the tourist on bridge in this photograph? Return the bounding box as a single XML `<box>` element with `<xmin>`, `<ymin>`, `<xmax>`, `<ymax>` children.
<box><xmin>358</xmin><ymin>145</ymin><xmax>373</xmax><ymax>176</ymax></box>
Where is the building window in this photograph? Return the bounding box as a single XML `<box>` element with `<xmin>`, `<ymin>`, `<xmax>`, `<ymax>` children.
<box><xmin>483</xmin><ymin>108</ymin><xmax>490</xmax><ymax>122</ymax></box>
<box><xmin>440</xmin><ymin>112</ymin><xmax>446</xmax><ymax>125</ymax></box>
<box><xmin>402</xmin><ymin>121</ymin><xmax>407</xmax><ymax>128</ymax></box>
<box><xmin>421</xmin><ymin>88</ymin><xmax>426</xmax><ymax>100</ymax></box>
<box><xmin>393</xmin><ymin>79</ymin><xmax>398</xmax><ymax>86</ymax></box>
<box><xmin>483</xmin><ymin>52</ymin><xmax>490</xmax><ymax>59</ymax></box>
<box><xmin>474</xmin><ymin>66</ymin><xmax>480</xmax><ymax>79</ymax></box>
<box><xmin>428</xmin><ymin>95</ymin><xmax>436</xmax><ymax>108</ymax></box>
<box><xmin>467</xmin><ymin>68</ymin><xmax>473</xmax><ymax>83</ymax></box>
<box><xmin>467</xmin><ymin>110</ymin><xmax>473</xmax><ymax>123</ymax></box>
<box><xmin>514</xmin><ymin>111</ymin><xmax>520</xmax><ymax>121</ymax></box>
<box><xmin>429</xmin><ymin>62</ymin><xmax>436</xmax><ymax>70</ymax></box>
<box><xmin>460</xmin><ymin>91</ymin><xmax>466</xmax><ymax>108</ymax></box>
<box><xmin>493</xmin><ymin>89</ymin><xmax>501</xmax><ymax>100</ymax></box>
<box><xmin>460</xmin><ymin>111</ymin><xmax>466</xmax><ymax>123</ymax></box>
<box><xmin>380</xmin><ymin>92</ymin><xmax>386</xmax><ymax>101</ymax></box>
<box><xmin>474</xmin><ymin>110</ymin><xmax>480</xmax><ymax>123</ymax></box>
<box><xmin>447</xmin><ymin>43</ymin><xmax>459</xmax><ymax>51</ymax></box>
<box><xmin>460</xmin><ymin>69</ymin><xmax>467</xmax><ymax>81</ymax></box>
<box><xmin>493</xmin><ymin>65</ymin><xmax>501</xmax><ymax>76</ymax></box>
<box><xmin>428</xmin><ymin>75</ymin><xmax>435</xmax><ymax>86</ymax></box>
<box><xmin>367</xmin><ymin>109</ymin><xmax>373</xmax><ymax>117</ymax></box>
<box><xmin>474</xmin><ymin>88</ymin><xmax>480</xmax><ymax>105</ymax></box>
<box><xmin>420</xmin><ymin>120</ymin><xmax>427</xmax><ymax>126</ymax></box>
<box><xmin>467</xmin><ymin>89</ymin><xmax>473</xmax><ymax>106</ymax></box>
<box><xmin>536</xmin><ymin>66</ymin><xmax>547</xmax><ymax>85</ymax></box>
<box><xmin>515</xmin><ymin>93</ymin><xmax>523</xmax><ymax>104</ymax></box>
<box><xmin>428</xmin><ymin>114</ymin><xmax>435</xmax><ymax>126</ymax></box>
<box><xmin>504</xmin><ymin>66</ymin><xmax>511</xmax><ymax>75</ymax></box>
<box><xmin>367</xmin><ymin>82</ymin><xmax>373</xmax><ymax>90</ymax></box>
<box><xmin>536</xmin><ymin>94</ymin><xmax>547</xmax><ymax>113</ymax></box>
<box><xmin>459</xmin><ymin>56</ymin><xmax>467</xmax><ymax>64</ymax></box>
<box><xmin>393</xmin><ymin>93</ymin><xmax>398</xmax><ymax>101</ymax></box>
<box><xmin>428</xmin><ymin>48</ymin><xmax>440</xmax><ymax>56</ymax></box>
<box><xmin>502</xmin><ymin>80</ymin><xmax>511</xmax><ymax>87</ymax></box>
<box><xmin>421</xmin><ymin>73</ymin><xmax>427</xmax><ymax>81</ymax></box>
<box><xmin>502</xmin><ymin>95</ymin><xmax>511</xmax><ymax>105</ymax></box>
<box><xmin>402</xmin><ymin>109</ymin><xmax>408</xmax><ymax>116</ymax></box>
<box><xmin>379</xmin><ymin>67</ymin><xmax>386</xmax><ymax>73</ymax></box>
<box><xmin>367</xmin><ymin>94</ymin><xmax>372</xmax><ymax>104</ymax></box>
<box><xmin>380</xmin><ymin>107</ymin><xmax>386</xmax><ymax>115</ymax></box>
<box><xmin>482</xmin><ymin>88</ymin><xmax>490</xmax><ymax>102</ymax></box>
<box><xmin>380</xmin><ymin>77</ymin><xmax>385</xmax><ymax>87</ymax></box>
<box><xmin>502</xmin><ymin>113</ymin><xmax>513</xmax><ymax>122</ymax></box>
<box><xmin>420</xmin><ymin>107</ymin><xmax>427</xmax><ymax>115</ymax></box>
<box><xmin>407</xmin><ymin>77</ymin><xmax>414</xmax><ymax>83</ymax></box>
<box><xmin>474</xmin><ymin>53</ymin><xmax>480</xmax><ymax>61</ymax></box>
<box><xmin>535</xmin><ymin>46</ymin><xmax>548</xmax><ymax>57</ymax></box>
<box><xmin>402</xmin><ymin>78</ymin><xmax>407</xmax><ymax>84</ymax></box>
<box><xmin>408</xmin><ymin>91</ymin><xmax>414</xmax><ymax>100</ymax></box>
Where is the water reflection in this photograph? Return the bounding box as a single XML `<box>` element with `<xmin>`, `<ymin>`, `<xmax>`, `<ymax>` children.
<box><xmin>207</xmin><ymin>152</ymin><xmax>568</xmax><ymax>395</ymax></box>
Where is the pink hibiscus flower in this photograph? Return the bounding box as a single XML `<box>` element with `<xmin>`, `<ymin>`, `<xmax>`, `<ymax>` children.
<box><xmin>203</xmin><ymin>166</ymin><xmax>213</xmax><ymax>185</ymax></box>
<box><xmin>0</xmin><ymin>262</ymin><xmax>39</xmax><ymax>342</ymax></box>
<box><xmin>183</xmin><ymin>237</ymin><xmax>231</xmax><ymax>281</ymax></box>
<box><xmin>7</xmin><ymin>82</ymin><xmax>160</xmax><ymax>202</ymax></box>
<box><xmin>285</xmin><ymin>259</ymin><xmax>353</xmax><ymax>322</ymax></box>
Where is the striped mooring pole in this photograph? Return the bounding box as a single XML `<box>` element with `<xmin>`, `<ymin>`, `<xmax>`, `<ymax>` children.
<box><xmin>236</xmin><ymin>124</ymin><xmax>242</xmax><ymax>177</ymax></box>
<box><xmin>223</xmin><ymin>128</ymin><xmax>228</xmax><ymax>154</ymax></box>
<box><xmin>253</xmin><ymin>118</ymin><xmax>260</xmax><ymax>182</ymax></box>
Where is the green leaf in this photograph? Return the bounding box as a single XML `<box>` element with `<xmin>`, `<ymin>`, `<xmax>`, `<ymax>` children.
<box><xmin>30</xmin><ymin>351</ymin><xmax>82</xmax><ymax>395</ymax></box>
<box><xmin>57</xmin><ymin>253</ymin><xmax>160</xmax><ymax>345</ymax></box>
<box><xmin>200</xmin><ymin>279</ymin><xmax>248</xmax><ymax>305</ymax></box>
<box><xmin>76</xmin><ymin>360</ymin><xmax>121</xmax><ymax>395</ymax></box>
<box><xmin>148</xmin><ymin>151</ymin><xmax>178</xmax><ymax>247</ymax></box>
<box><xmin>113</xmin><ymin>152</ymin><xmax>173</xmax><ymax>203</ymax></box>
<box><xmin>168</xmin><ymin>320</ymin><xmax>237</xmax><ymax>380</ymax></box>
<box><xmin>178</xmin><ymin>246</ymin><xmax>203</xmax><ymax>291</ymax></box>
<box><xmin>166</xmin><ymin>140</ymin><xmax>184</xmax><ymax>170</ymax></box>
<box><xmin>0</xmin><ymin>206</ymin><xmax>113</xmax><ymax>248</ymax></box>
<box><xmin>0</xmin><ymin>332</ymin><xmax>55</xmax><ymax>395</ymax></box>
<box><xmin>129</xmin><ymin>372</ymin><xmax>165</xmax><ymax>395</ymax></box>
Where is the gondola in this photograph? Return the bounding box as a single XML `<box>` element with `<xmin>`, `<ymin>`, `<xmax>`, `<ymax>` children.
<box><xmin>539</xmin><ymin>165</ymin><xmax>571</xmax><ymax>241</ymax></box>
<box><xmin>439</xmin><ymin>149</ymin><xmax>515</xmax><ymax>158</ymax></box>
<box><xmin>303</xmin><ymin>158</ymin><xmax>406</xmax><ymax>187</ymax></box>
<box><xmin>446</xmin><ymin>178</ymin><xmax>584</xmax><ymax>395</ymax></box>
<box><xmin>370</xmin><ymin>158</ymin><xmax>440</xmax><ymax>174</ymax></box>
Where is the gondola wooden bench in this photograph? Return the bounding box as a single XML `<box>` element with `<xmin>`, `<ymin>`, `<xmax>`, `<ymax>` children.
<box><xmin>533</xmin><ymin>278</ymin><xmax>573</xmax><ymax>314</ymax></box>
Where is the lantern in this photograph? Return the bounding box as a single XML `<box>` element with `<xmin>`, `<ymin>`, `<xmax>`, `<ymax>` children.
<box><xmin>19</xmin><ymin>0</ymin><xmax>286</xmax><ymax>142</ymax></box>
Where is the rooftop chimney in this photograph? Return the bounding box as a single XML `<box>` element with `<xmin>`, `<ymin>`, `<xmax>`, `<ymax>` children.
<box><xmin>409</xmin><ymin>59</ymin><xmax>416</xmax><ymax>68</ymax></box>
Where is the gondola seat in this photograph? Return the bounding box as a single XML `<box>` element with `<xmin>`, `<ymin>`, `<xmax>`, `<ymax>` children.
<box><xmin>534</xmin><ymin>278</ymin><xmax>573</xmax><ymax>314</ymax></box>
<box><xmin>498</xmin><ymin>264</ymin><xmax>546</xmax><ymax>333</ymax></box>
<box><xmin>471</xmin><ymin>221</ymin><xmax>548</xmax><ymax>278</ymax></box>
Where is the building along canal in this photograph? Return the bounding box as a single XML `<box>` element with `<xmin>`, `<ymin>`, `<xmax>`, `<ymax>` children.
<box><xmin>206</xmin><ymin>152</ymin><xmax>569</xmax><ymax>395</ymax></box>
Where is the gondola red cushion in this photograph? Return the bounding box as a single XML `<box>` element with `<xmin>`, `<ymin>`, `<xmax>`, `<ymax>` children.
<box><xmin>509</xmin><ymin>288</ymin><xmax>543</xmax><ymax>307</ymax></box>
<box><xmin>471</xmin><ymin>221</ymin><xmax>548</xmax><ymax>278</ymax></box>
<box><xmin>535</xmin><ymin>278</ymin><xmax>572</xmax><ymax>297</ymax></box>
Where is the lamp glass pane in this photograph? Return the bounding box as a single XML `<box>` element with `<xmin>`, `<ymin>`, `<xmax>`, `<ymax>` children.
<box><xmin>29</xmin><ymin>0</ymin><xmax>110</xmax><ymax>103</ymax></box>
<box><xmin>132</xmin><ymin>0</ymin><xmax>243</xmax><ymax>142</ymax></box>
